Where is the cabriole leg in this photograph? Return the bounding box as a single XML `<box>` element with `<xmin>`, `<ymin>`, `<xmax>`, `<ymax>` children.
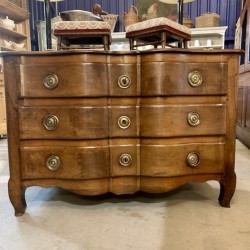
<box><xmin>218</xmin><ymin>173</ymin><xmax>236</xmax><ymax>208</ymax></box>
<box><xmin>8</xmin><ymin>179</ymin><xmax>26</xmax><ymax>216</ymax></box>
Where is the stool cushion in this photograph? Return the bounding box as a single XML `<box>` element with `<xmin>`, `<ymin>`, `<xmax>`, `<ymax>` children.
<box><xmin>54</xmin><ymin>21</ymin><xmax>111</xmax><ymax>35</ymax></box>
<box><xmin>125</xmin><ymin>17</ymin><xmax>191</xmax><ymax>36</ymax></box>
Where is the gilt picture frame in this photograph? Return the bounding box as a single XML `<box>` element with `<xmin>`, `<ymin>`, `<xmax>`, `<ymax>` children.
<box><xmin>136</xmin><ymin>0</ymin><xmax>177</xmax><ymax>21</ymax></box>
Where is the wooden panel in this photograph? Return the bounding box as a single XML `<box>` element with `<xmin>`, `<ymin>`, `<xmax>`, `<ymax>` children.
<box><xmin>0</xmin><ymin>73</ymin><xmax>7</xmax><ymax>135</ymax></box>
<box><xmin>109</xmin><ymin>105</ymin><xmax>139</xmax><ymax>137</ymax></box>
<box><xmin>19</xmin><ymin>106</ymin><xmax>109</xmax><ymax>139</ymax></box>
<box><xmin>237</xmin><ymin>86</ymin><xmax>244</xmax><ymax>126</ymax></box>
<box><xmin>141</xmin><ymin>141</ymin><xmax>225</xmax><ymax>177</ymax></box>
<box><xmin>141</xmin><ymin>101</ymin><xmax>227</xmax><ymax>137</ymax></box>
<box><xmin>141</xmin><ymin>62</ymin><xmax>228</xmax><ymax>96</ymax></box>
<box><xmin>110</xmin><ymin>139</ymin><xmax>140</xmax><ymax>177</ymax></box>
<box><xmin>245</xmin><ymin>86</ymin><xmax>250</xmax><ymax>130</ymax></box>
<box><xmin>110</xmin><ymin>177</ymin><xmax>139</xmax><ymax>194</ymax></box>
<box><xmin>20</xmin><ymin>62</ymin><xmax>108</xmax><ymax>97</ymax></box>
<box><xmin>21</xmin><ymin>143</ymin><xmax>110</xmax><ymax>179</ymax></box>
<box><xmin>108</xmin><ymin>63</ymin><xmax>139</xmax><ymax>96</ymax></box>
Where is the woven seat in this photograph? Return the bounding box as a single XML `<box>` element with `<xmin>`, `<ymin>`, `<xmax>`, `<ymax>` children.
<box><xmin>125</xmin><ymin>17</ymin><xmax>191</xmax><ymax>50</ymax></box>
<box><xmin>54</xmin><ymin>21</ymin><xmax>111</xmax><ymax>50</ymax></box>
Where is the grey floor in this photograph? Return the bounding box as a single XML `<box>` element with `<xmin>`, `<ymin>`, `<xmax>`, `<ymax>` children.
<box><xmin>0</xmin><ymin>138</ymin><xmax>250</xmax><ymax>250</ymax></box>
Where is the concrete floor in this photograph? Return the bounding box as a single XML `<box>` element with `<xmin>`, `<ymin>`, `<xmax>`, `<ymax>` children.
<box><xmin>0</xmin><ymin>138</ymin><xmax>250</xmax><ymax>250</ymax></box>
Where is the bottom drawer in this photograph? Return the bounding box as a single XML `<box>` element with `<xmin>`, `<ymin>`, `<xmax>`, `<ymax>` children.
<box><xmin>141</xmin><ymin>140</ymin><xmax>225</xmax><ymax>177</ymax></box>
<box><xmin>21</xmin><ymin>142</ymin><xmax>109</xmax><ymax>179</ymax></box>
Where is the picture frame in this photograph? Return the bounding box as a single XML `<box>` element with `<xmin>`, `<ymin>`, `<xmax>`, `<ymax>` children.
<box><xmin>136</xmin><ymin>0</ymin><xmax>177</xmax><ymax>21</ymax></box>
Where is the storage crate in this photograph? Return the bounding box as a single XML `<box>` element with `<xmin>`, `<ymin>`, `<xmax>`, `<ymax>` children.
<box><xmin>195</xmin><ymin>13</ymin><xmax>220</xmax><ymax>28</ymax></box>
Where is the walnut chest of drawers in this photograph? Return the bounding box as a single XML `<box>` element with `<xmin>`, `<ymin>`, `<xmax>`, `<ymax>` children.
<box><xmin>2</xmin><ymin>49</ymin><xmax>240</xmax><ymax>216</ymax></box>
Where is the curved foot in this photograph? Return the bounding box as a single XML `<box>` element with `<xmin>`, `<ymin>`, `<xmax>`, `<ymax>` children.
<box><xmin>8</xmin><ymin>179</ymin><xmax>27</xmax><ymax>216</ymax></box>
<box><xmin>218</xmin><ymin>173</ymin><xmax>236</xmax><ymax>208</ymax></box>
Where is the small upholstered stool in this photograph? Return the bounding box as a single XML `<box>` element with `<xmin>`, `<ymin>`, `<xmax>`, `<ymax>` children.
<box><xmin>125</xmin><ymin>17</ymin><xmax>191</xmax><ymax>50</ymax></box>
<box><xmin>54</xmin><ymin>21</ymin><xmax>111</xmax><ymax>50</ymax></box>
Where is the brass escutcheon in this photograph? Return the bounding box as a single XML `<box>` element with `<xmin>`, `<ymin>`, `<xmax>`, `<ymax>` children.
<box><xmin>118</xmin><ymin>75</ymin><xmax>131</xmax><ymax>89</ymax></box>
<box><xmin>119</xmin><ymin>154</ymin><xmax>132</xmax><ymax>167</ymax></box>
<box><xmin>43</xmin><ymin>73</ymin><xmax>59</xmax><ymax>89</ymax></box>
<box><xmin>46</xmin><ymin>155</ymin><xmax>61</xmax><ymax>171</ymax></box>
<box><xmin>187</xmin><ymin>112</ymin><xmax>200</xmax><ymax>127</ymax></box>
<box><xmin>188</xmin><ymin>71</ymin><xmax>202</xmax><ymax>87</ymax></box>
<box><xmin>43</xmin><ymin>115</ymin><xmax>59</xmax><ymax>131</ymax></box>
<box><xmin>118</xmin><ymin>116</ymin><xmax>131</xmax><ymax>129</ymax></box>
<box><xmin>186</xmin><ymin>152</ymin><xmax>200</xmax><ymax>168</ymax></box>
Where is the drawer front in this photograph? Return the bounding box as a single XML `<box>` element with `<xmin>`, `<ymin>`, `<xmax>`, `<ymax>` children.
<box><xmin>20</xmin><ymin>63</ymin><xmax>108</xmax><ymax>97</ymax></box>
<box><xmin>141</xmin><ymin>62</ymin><xmax>228</xmax><ymax>96</ymax></box>
<box><xmin>110</xmin><ymin>140</ymin><xmax>139</xmax><ymax>177</ymax></box>
<box><xmin>19</xmin><ymin>106</ymin><xmax>108</xmax><ymax>139</ymax></box>
<box><xmin>108</xmin><ymin>64</ymin><xmax>139</xmax><ymax>96</ymax></box>
<box><xmin>141</xmin><ymin>141</ymin><xmax>225</xmax><ymax>177</ymax></box>
<box><xmin>141</xmin><ymin>103</ymin><xmax>226</xmax><ymax>137</ymax></box>
<box><xmin>21</xmin><ymin>144</ymin><xmax>109</xmax><ymax>179</ymax></box>
<box><xmin>109</xmin><ymin>105</ymin><xmax>139</xmax><ymax>137</ymax></box>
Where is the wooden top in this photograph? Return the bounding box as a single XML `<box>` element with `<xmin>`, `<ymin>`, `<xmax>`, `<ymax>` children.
<box><xmin>0</xmin><ymin>49</ymin><xmax>243</xmax><ymax>57</ymax></box>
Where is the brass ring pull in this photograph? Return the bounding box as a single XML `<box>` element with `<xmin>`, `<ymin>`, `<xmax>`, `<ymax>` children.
<box><xmin>187</xmin><ymin>112</ymin><xmax>200</xmax><ymax>127</ymax></box>
<box><xmin>46</xmin><ymin>155</ymin><xmax>61</xmax><ymax>171</ymax></box>
<box><xmin>43</xmin><ymin>115</ymin><xmax>59</xmax><ymax>131</ymax></box>
<box><xmin>119</xmin><ymin>154</ymin><xmax>132</xmax><ymax>167</ymax></box>
<box><xmin>43</xmin><ymin>73</ymin><xmax>59</xmax><ymax>89</ymax></box>
<box><xmin>188</xmin><ymin>71</ymin><xmax>203</xmax><ymax>87</ymax></box>
<box><xmin>118</xmin><ymin>75</ymin><xmax>131</xmax><ymax>89</ymax></box>
<box><xmin>118</xmin><ymin>116</ymin><xmax>131</xmax><ymax>129</ymax></box>
<box><xmin>186</xmin><ymin>152</ymin><xmax>200</xmax><ymax>168</ymax></box>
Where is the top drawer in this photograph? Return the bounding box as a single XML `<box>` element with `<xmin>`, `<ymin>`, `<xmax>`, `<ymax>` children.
<box><xmin>141</xmin><ymin>62</ymin><xmax>228</xmax><ymax>96</ymax></box>
<box><xmin>19</xmin><ymin>62</ymin><xmax>108</xmax><ymax>97</ymax></box>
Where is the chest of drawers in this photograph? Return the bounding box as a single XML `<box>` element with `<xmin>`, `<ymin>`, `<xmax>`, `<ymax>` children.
<box><xmin>2</xmin><ymin>49</ymin><xmax>240</xmax><ymax>216</ymax></box>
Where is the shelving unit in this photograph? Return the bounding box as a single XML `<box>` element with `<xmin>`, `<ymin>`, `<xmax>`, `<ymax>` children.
<box><xmin>0</xmin><ymin>0</ymin><xmax>30</xmax><ymax>136</ymax></box>
<box><xmin>188</xmin><ymin>26</ymin><xmax>228</xmax><ymax>49</ymax></box>
<box><xmin>0</xmin><ymin>0</ymin><xmax>31</xmax><ymax>51</ymax></box>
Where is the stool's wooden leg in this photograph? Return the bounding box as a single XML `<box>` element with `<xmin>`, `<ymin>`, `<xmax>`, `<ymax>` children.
<box><xmin>178</xmin><ymin>42</ymin><xmax>182</xmax><ymax>48</ymax></box>
<box><xmin>161</xmin><ymin>31</ymin><xmax>167</xmax><ymax>49</ymax></box>
<box><xmin>57</xmin><ymin>36</ymin><xmax>61</xmax><ymax>50</ymax></box>
<box><xmin>183</xmin><ymin>40</ymin><xmax>188</xmax><ymax>49</ymax></box>
<box><xmin>129</xmin><ymin>37</ymin><xmax>135</xmax><ymax>50</ymax></box>
<box><xmin>103</xmin><ymin>35</ymin><xmax>109</xmax><ymax>50</ymax></box>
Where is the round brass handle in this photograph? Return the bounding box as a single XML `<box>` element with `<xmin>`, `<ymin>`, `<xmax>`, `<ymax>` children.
<box><xmin>43</xmin><ymin>115</ymin><xmax>59</xmax><ymax>131</ymax></box>
<box><xmin>187</xmin><ymin>112</ymin><xmax>200</xmax><ymax>127</ymax></box>
<box><xmin>46</xmin><ymin>155</ymin><xmax>61</xmax><ymax>171</ymax></box>
<box><xmin>118</xmin><ymin>116</ymin><xmax>131</xmax><ymax>129</ymax></box>
<box><xmin>43</xmin><ymin>73</ymin><xmax>59</xmax><ymax>89</ymax></box>
<box><xmin>186</xmin><ymin>152</ymin><xmax>200</xmax><ymax>168</ymax></box>
<box><xmin>118</xmin><ymin>75</ymin><xmax>131</xmax><ymax>89</ymax></box>
<box><xmin>119</xmin><ymin>154</ymin><xmax>132</xmax><ymax>167</ymax></box>
<box><xmin>188</xmin><ymin>71</ymin><xmax>203</xmax><ymax>87</ymax></box>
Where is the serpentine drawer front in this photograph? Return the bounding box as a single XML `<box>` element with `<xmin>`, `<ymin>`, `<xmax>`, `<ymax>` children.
<box><xmin>2</xmin><ymin>50</ymin><xmax>240</xmax><ymax>216</ymax></box>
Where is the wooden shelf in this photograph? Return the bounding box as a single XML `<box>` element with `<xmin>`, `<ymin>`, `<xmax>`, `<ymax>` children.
<box><xmin>0</xmin><ymin>0</ymin><xmax>30</xmax><ymax>22</ymax></box>
<box><xmin>0</xmin><ymin>25</ymin><xmax>28</xmax><ymax>39</ymax></box>
<box><xmin>0</xmin><ymin>46</ymin><xmax>15</xmax><ymax>51</ymax></box>
<box><xmin>188</xmin><ymin>26</ymin><xmax>228</xmax><ymax>49</ymax></box>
